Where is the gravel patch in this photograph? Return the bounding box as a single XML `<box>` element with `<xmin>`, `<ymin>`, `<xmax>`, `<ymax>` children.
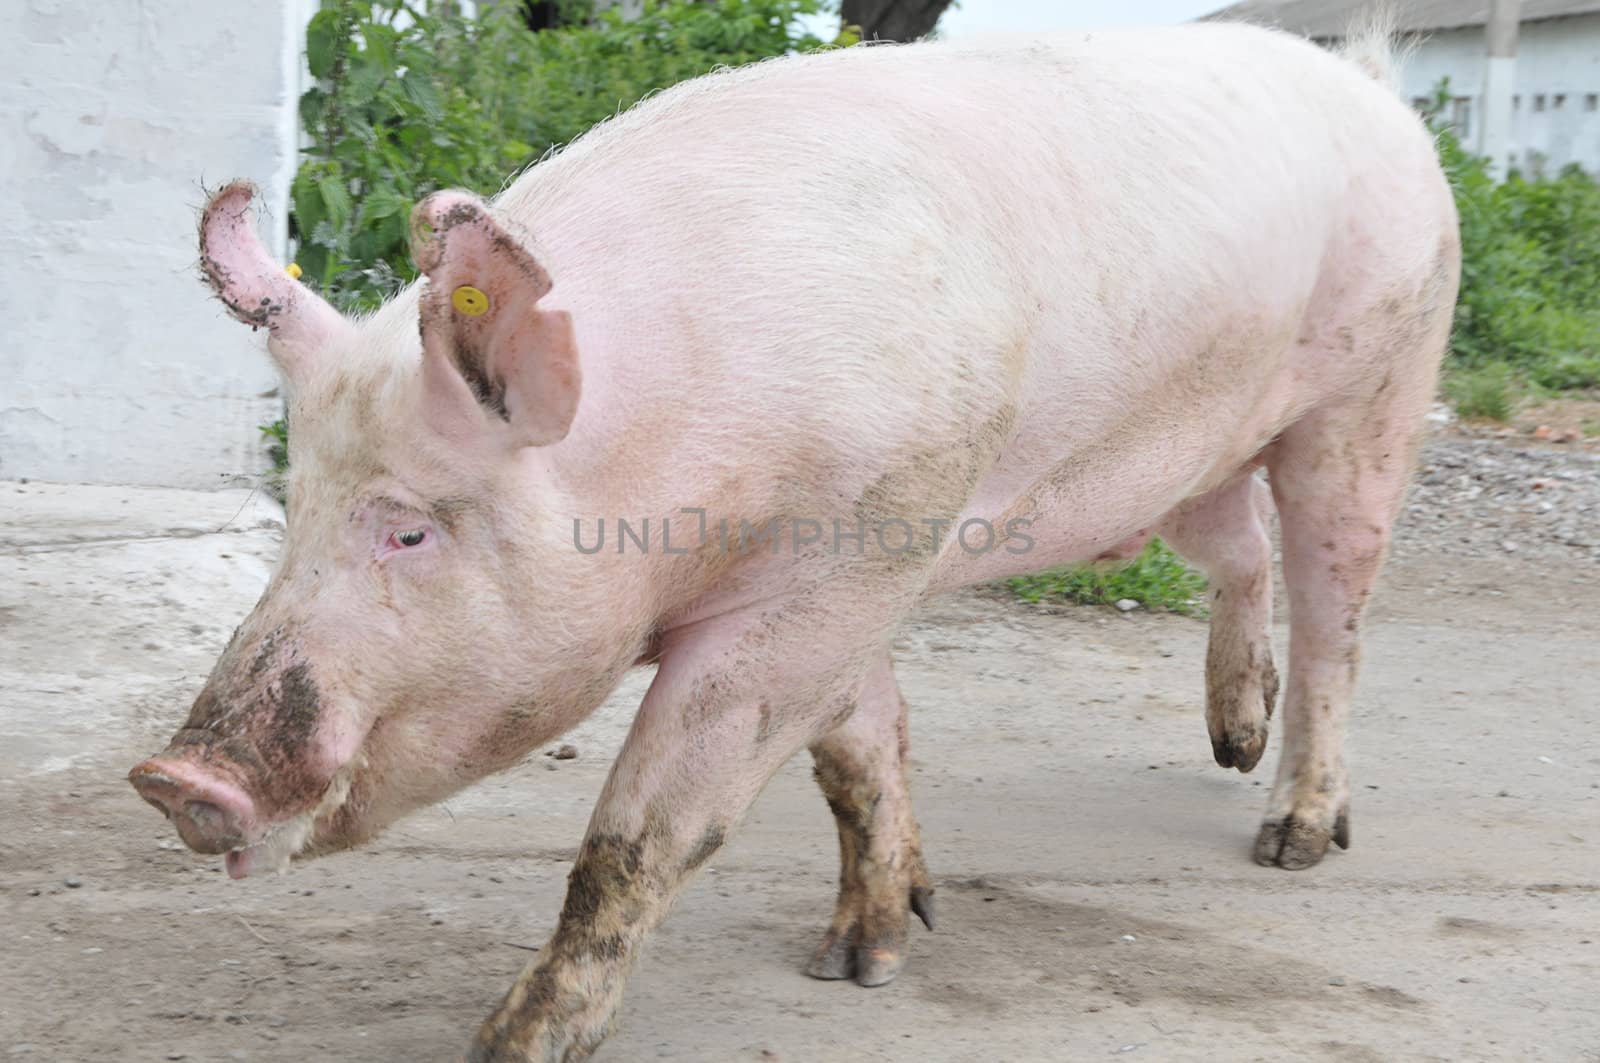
<box><xmin>1396</xmin><ymin>428</ymin><xmax>1600</xmax><ymax>565</ymax></box>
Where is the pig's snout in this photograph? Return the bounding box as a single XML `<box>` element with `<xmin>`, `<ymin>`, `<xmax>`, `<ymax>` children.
<box><xmin>128</xmin><ymin>759</ymin><xmax>258</xmax><ymax>855</ymax></box>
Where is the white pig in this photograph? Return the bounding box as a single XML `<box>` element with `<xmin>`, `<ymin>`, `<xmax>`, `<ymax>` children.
<box><xmin>131</xmin><ymin>22</ymin><xmax>1458</xmax><ymax>1060</ymax></box>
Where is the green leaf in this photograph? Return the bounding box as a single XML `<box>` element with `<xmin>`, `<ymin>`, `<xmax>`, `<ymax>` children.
<box><xmin>359</xmin><ymin>185</ymin><xmax>408</xmax><ymax>222</ymax></box>
<box><xmin>363</xmin><ymin>21</ymin><xmax>398</xmax><ymax>72</ymax></box>
<box><xmin>294</xmin><ymin>242</ymin><xmax>330</xmax><ymax>285</ymax></box>
<box><xmin>317</xmin><ymin>171</ymin><xmax>353</xmax><ymax>231</ymax></box>
<box><xmin>298</xmin><ymin>86</ymin><xmax>327</xmax><ymax>135</ymax></box>
<box><xmin>291</xmin><ymin>166</ymin><xmax>327</xmax><ymax>241</ymax></box>
<box><xmin>398</xmin><ymin>74</ymin><xmax>443</xmax><ymax>122</ymax></box>
<box><xmin>305</xmin><ymin>8</ymin><xmax>342</xmax><ymax>80</ymax></box>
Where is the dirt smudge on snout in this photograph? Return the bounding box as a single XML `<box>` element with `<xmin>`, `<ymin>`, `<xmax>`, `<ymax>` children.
<box><xmin>170</xmin><ymin>624</ymin><xmax>330</xmax><ymax>815</ymax></box>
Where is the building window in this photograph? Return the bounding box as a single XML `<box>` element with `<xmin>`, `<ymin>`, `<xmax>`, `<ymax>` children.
<box><xmin>1452</xmin><ymin>96</ymin><xmax>1473</xmax><ymax>134</ymax></box>
<box><xmin>1534</xmin><ymin>94</ymin><xmax>1548</xmax><ymax>112</ymax></box>
<box><xmin>1514</xmin><ymin>94</ymin><xmax>1522</xmax><ymax>109</ymax></box>
<box><xmin>1554</xmin><ymin>94</ymin><xmax>1567</xmax><ymax>109</ymax></box>
<box><xmin>1587</xmin><ymin>94</ymin><xmax>1599</xmax><ymax>112</ymax></box>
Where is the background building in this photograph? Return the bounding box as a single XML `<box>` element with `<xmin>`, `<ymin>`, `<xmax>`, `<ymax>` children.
<box><xmin>2</xmin><ymin>0</ymin><xmax>312</xmax><ymax>488</ymax></box>
<box><xmin>1208</xmin><ymin>1</ymin><xmax>1600</xmax><ymax>173</ymax></box>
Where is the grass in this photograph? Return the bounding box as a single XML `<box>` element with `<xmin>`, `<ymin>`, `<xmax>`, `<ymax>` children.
<box><xmin>260</xmin><ymin>418</ymin><xmax>289</xmax><ymax>502</ymax></box>
<box><xmin>260</xmin><ymin>418</ymin><xmax>289</xmax><ymax>473</ymax></box>
<box><xmin>1444</xmin><ymin>364</ymin><xmax>1517</xmax><ymax>423</ymax></box>
<box><xmin>1006</xmin><ymin>538</ymin><xmax>1208</xmax><ymax>616</ymax></box>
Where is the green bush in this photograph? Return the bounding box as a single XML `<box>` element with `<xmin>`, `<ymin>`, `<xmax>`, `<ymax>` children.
<box><xmin>293</xmin><ymin>0</ymin><xmax>835</xmax><ymax>309</ymax></box>
<box><xmin>1444</xmin><ymin>363</ymin><xmax>1514</xmax><ymax>422</ymax></box>
<box><xmin>1431</xmin><ymin>86</ymin><xmax>1600</xmax><ymax>393</ymax></box>
<box><xmin>1007</xmin><ymin>539</ymin><xmax>1208</xmax><ymax>616</ymax></box>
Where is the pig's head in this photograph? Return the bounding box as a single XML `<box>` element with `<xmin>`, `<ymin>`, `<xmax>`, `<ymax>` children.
<box><xmin>129</xmin><ymin>182</ymin><xmax>621</xmax><ymax>878</ymax></box>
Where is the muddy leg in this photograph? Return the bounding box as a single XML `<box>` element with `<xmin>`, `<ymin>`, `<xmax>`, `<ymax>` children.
<box><xmin>805</xmin><ymin>655</ymin><xmax>933</xmax><ymax>988</ymax></box>
<box><xmin>467</xmin><ymin>601</ymin><xmax>905</xmax><ymax>1062</ymax></box>
<box><xmin>1254</xmin><ymin>403</ymin><xmax>1423</xmax><ymax>870</ymax></box>
<box><xmin>1160</xmin><ymin>472</ymin><xmax>1279</xmax><ymax>773</ymax></box>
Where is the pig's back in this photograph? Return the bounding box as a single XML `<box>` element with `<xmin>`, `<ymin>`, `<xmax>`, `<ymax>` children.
<box><xmin>491</xmin><ymin>25</ymin><xmax>1450</xmax><ymax>549</ymax></box>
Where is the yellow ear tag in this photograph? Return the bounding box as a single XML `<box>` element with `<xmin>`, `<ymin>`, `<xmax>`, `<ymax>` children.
<box><xmin>452</xmin><ymin>285</ymin><xmax>490</xmax><ymax>317</ymax></box>
<box><xmin>284</xmin><ymin>262</ymin><xmax>302</xmax><ymax>279</ymax></box>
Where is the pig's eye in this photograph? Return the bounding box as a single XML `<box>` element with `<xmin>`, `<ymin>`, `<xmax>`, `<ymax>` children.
<box><xmin>391</xmin><ymin>528</ymin><xmax>428</xmax><ymax>549</ymax></box>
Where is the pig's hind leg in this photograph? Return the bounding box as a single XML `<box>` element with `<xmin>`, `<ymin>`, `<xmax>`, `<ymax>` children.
<box><xmin>1236</xmin><ymin>185</ymin><xmax>1461</xmax><ymax>869</ymax></box>
<box><xmin>805</xmin><ymin>654</ymin><xmax>935</xmax><ymax>988</ymax></box>
<box><xmin>1254</xmin><ymin>375</ymin><xmax>1439</xmax><ymax>868</ymax></box>
<box><xmin>1159</xmin><ymin>472</ymin><xmax>1279</xmax><ymax>773</ymax></box>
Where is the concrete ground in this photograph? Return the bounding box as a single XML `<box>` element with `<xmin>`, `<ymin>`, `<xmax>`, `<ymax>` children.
<box><xmin>1</xmin><ymin>473</ymin><xmax>1597</xmax><ymax>1063</ymax></box>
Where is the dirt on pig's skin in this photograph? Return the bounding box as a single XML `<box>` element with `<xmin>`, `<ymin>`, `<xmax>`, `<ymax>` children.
<box><xmin>2</xmin><ymin>478</ymin><xmax>1598</xmax><ymax>1061</ymax></box>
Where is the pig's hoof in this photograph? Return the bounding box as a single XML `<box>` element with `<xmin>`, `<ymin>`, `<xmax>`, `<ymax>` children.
<box><xmin>804</xmin><ymin>884</ymin><xmax>931</xmax><ymax>987</ymax></box>
<box><xmin>910</xmin><ymin>885</ymin><xmax>936</xmax><ymax>931</ymax></box>
<box><xmin>1252</xmin><ymin>808</ymin><xmax>1349</xmax><ymax>870</ymax></box>
<box><xmin>1210</xmin><ymin>723</ymin><xmax>1268</xmax><ymax>773</ymax></box>
<box><xmin>1208</xmin><ymin>664</ymin><xmax>1275</xmax><ymax>774</ymax></box>
<box><xmin>855</xmin><ymin>945</ymin><xmax>906</xmax><ymax>988</ymax></box>
<box><xmin>805</xmin><ymin>928</ymin><xmax>856</xmax><ymax>981</ymax></box>
<box><xmin>805</xmin><ymin>931</ymin><xmax>906</xmax><ymax>987</ymax></box>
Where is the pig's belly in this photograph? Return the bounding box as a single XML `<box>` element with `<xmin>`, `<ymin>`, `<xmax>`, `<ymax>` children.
<box><xmin>924</xmin><ymin>488</ymin><xmax>1172</xmax><ymax>594</ymax></box>
<box><xmin>923</xmin><ymin>415</ymin><xmax>1272</xmax><ymax>595</ymax></box>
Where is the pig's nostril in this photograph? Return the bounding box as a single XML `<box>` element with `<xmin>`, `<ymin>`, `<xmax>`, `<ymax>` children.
<box><xmin>129</xmin><ymin>767</ymin><xmax>182</xmax><ymax>813</ymax></box>
<box><xmin>130</xmin><ymin>760</ymin><xmax>253</xmax><ymax>854</ymax></box>
<box><xmin>170</xmin><ymin>798</ymin><xmax>243</xmax><ymax>855</ymax></box>
<box><xmin>182</xmin><ymin>800</ymin><xmax>228</xmax><ymax>833</ymax></box>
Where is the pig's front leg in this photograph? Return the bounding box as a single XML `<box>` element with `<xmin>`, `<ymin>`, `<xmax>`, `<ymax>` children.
<box><xmin>467</xmin><ymin>601</ymin><xmax>898</xmax><ymax>1062</ymax></box>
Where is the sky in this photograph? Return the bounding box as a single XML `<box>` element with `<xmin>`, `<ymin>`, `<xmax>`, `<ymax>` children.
<box><xmin>804</xmin><ymin>0</ymin><xmax>1229</xmax><ymax>38</ymax></box>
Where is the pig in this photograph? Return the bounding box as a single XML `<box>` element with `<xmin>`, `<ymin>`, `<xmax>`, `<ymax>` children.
<box><xmin>129</xmin><ymin>21</ymin><xmax>1458</xmax><ymax>1061</ymax></box>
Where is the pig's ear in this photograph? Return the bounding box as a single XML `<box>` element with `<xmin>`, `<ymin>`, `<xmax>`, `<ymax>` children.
<box><xmin>198</xmin><ymin>182</ymin><xmax>348</xmax><ymax>380</ymax></box>
<box><xmin>409</xmin><ymin>191</ymin><xmax>581</xmax><ymax>448</ymax></box>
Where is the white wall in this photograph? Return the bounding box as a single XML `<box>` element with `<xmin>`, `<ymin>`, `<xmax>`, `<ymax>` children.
<box><xmin>1402</xmin><ymin>14</ymin><xmax>1600</xmax><ymax>174</ymax></box>
<box><xmin>0</xmin><ymin>0</ymin><xmax>311</xmax><ymax>488</ymax></box>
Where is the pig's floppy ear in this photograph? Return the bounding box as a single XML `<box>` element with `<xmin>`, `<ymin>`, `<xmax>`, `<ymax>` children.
<box><xmin>409</xmin><ymin>191</ymin><xmax>580</xmax><ymax>448</ymax></box>
<box><xmin>198</xmin><ymin>181</ymin><xmax>348</xmax><ymax>381</ymax></box>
